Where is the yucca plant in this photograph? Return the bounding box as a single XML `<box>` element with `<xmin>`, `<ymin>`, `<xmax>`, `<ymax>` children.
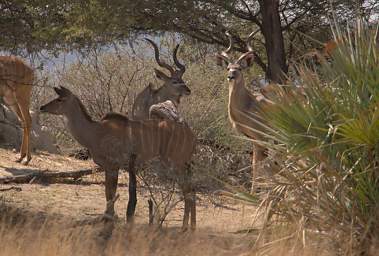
<box><xmin>253</xmin><ymin>21</ymin><xmax>379</xmax><ymax>254</ymax></box>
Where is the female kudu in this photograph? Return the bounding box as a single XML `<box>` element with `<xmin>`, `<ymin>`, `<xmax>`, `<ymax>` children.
<box><xmin>40</xmin><ymin>86</ymin><xmax>196</xmax><ymax>230</ymax></box>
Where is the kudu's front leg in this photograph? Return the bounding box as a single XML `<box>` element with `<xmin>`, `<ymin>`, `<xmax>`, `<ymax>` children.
<box><xmin>251</xmin><ymin>144</ymin><xmax>266</xmax><ymax>193</ymax></box>
<box><xmin>190</xmin><ymin>186</ymin><xmax>196</xmax><ymax>230</ymax></box>
<box><xmin>104</xmin><ymin>168</ymin><xmax>119</xmax><ymax>220</ymax></box>
<box><xmin>126</xmin><ymin>154</ymin><xmax>137</xmax><ymax>223</ymax></box>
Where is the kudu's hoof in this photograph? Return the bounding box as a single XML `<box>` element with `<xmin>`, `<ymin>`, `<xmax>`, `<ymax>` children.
<box><xmin>23</xmin><ymin>157</ymin><xmax>32</xmax><ymax>166</ymax></box>
<box><xmin>181</xmin><ymin>225</ymin><xmax>196</xmax><ymax>233</ymax></box>
<box><xmin>126</xmin><ymin>216</ymin><xmax>136</xmax><ymax>228</ymax></box>
<box><xmin>15</xmin><ymin>155</ymin><xmax>32</xmax><ymax>165</ymax></box>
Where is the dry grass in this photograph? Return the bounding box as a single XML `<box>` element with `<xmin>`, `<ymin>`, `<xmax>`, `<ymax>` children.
<box><xmin>0</xmin><ymin>203</ymin><xmax>253</xmax><ymax>256</ymax></box>
<box><xmin>0</xmin><ymin>148</ymin><xmax>342</xmax><ymax>256</ymax></box>
<box><xmin>0</xmin><ymin>148</ymin><xmax>255</xmax><ymax>255</ymax></box>
<box><xmin>0</xmin><ymin>203</ymin><xmax>338</xmax><ymax>256</ymax></box>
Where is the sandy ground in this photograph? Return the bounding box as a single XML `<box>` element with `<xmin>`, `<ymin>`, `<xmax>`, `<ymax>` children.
<box><xmin>0</xmin><ymin>148</ymin><xmax>258</xmax><ymax>233</ymax></box>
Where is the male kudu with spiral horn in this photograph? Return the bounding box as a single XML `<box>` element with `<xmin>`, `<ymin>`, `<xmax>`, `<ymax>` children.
<box><xmin>216</xmin><ymin>30</ymin><xmax>274</xmax><ymax>192</ymax></box>
<box><xmin>132</xmin><ymin>39</ymin><xmax>190</xmax><ymax>120</ymax></box>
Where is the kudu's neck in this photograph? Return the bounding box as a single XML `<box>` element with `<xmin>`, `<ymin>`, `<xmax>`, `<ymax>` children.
<box><xmin>155</xmin><ymin>85</ymin><xmax>180</xmax><ymax>105</ymax></box>
<box><xmin>228</xmin><ymin>76</ymin><xmax>250</xmax><ymax>108</ymax></box>
<box><xmin>64</xmin><ymin>99</ymin><xmax>100</xmax><ymax>149</ymax></box>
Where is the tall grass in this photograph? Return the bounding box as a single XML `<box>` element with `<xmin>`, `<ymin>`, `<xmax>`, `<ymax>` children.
<box><xmin>253</xmin><ymin>21</ymin><xmax>379</xmax><ymax>255</ymax></box>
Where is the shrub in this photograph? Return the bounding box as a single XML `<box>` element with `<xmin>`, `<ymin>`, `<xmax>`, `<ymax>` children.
<box><xmin>254</xmin><ymin>22</ymin><xmax>379</xmax><ymax>254</ymax></box>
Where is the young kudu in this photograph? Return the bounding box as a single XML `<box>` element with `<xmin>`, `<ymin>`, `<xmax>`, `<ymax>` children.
<box><xmin>0</xmin><ymin>56</ymin><xmax>34</xmax><ymax>165</ymax></box>
<box><xmin>40</xmin><ymin>87</ymin><xmax>197</xmax><ymax>230</ymax></box>
<box><xmin>216</xmin><ymin>31</ymin><xmax>274</xmax><ymax>192</ymax></box>
<box><xmin>132</xmin><ymin>39</ymin><xmax>190</xmax><ymax>120</ymax></box>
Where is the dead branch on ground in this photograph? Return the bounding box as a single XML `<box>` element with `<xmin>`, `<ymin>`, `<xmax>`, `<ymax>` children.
<box><xmin>0</xmin><ymin>168</ymin><xmax>100</xmax><ymax>184</ymax></box>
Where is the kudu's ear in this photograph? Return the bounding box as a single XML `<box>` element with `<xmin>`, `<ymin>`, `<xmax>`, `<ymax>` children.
<box><xmin>154</xmin><ymin>68</ymin><xmax>170</xmax><ymax>81</ymax></box>
<box><xmin>215</xmin><ymin>54</ymin><xmax>229</xmax><ymax>67</ymax></box>
<box><xmin>238</xmin><ymin>52</ymin><xmax>255</xmax><ymax>69</ymax></box>
<box><xmin>148</xmin><ymin>83</ymin><xmax>158</xmax><ymax>92</ymax></box>
<box><xmin>58</xmin><ymin>86</ymin><xmax>72</xmax><ymax>97</ymax></box>
<box><xmin>53</xmin><ymin>87</ymin><xmax>62</xmax><ymax>95</ymax></box>
<box><xmin>54</xmin><ymin>86</ymin><xmax>71</xmax><ymax>97</ymax></box>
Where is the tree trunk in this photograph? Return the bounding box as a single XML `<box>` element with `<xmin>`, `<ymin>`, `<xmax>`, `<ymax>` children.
<box><xmin>259</xmin><ymin>0</ymin><xmax>288</xmax><ymax>83</ymax></box>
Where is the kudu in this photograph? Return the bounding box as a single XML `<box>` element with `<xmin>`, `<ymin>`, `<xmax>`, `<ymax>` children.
<box><xmin>132</xmin><ymin>38</ymin><xmax>190</xmax><ymax>120</ymax></box>
<box><xmin>216</xmin><ymin>31</ymin><xmax>274</xmax><ymax>192</ymax></box>
<box><xmin>40</xmin><ymin>87</ymin><xmax>197</xmax><ymax>230</ymax></box>
<box><xmin>0</xmin><ymin>56</ymin><xmax>34</xmax><ymax>165</ymax></box>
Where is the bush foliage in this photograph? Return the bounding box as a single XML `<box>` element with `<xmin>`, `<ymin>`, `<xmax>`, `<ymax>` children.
<box><xmin>255</xmin><ymin>22</ymin><xmax>379</xmax><ymax>253</ymax></box>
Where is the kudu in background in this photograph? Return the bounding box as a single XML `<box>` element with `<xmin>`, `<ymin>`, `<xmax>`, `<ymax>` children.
<box><xmin>0</xmin><ymin>56</ymin><xmax>34</xmax><ymax>165</ymax></box>
<box><xmin>216</xmin><ymin>31</ymin><xmax>274</xmax><ymax>192</ymax></box>
<box><xmin>132</xmin><ymin>38</ymin><xmax>190</xmax><ymax>120</ymax></box>
<box><xmin>40</xmin><ymin>87</ymin><xmax>197</xmax><ymax>230</ymax></box>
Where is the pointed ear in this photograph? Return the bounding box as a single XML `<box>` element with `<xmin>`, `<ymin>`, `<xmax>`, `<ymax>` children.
<box><xmin>154</xmin><ymin>69</ymin><xmax>170</xmax><ymax>81</ymax></box>
<box><xmin>215</xmin><ymin>54</ymin><xmax>229</xmax><ymax>67</ymax></box>
<box><xmin>239</xmin><ymin>52</ymin><xmax>255</xmax><ymax>69</ymax></box>
<box><xmin>148</xmin><ymin>83</ymin><xmax>158</xmax><ymax>92</ymax></box>
<box><xmin>54</xmin><ymin>86</ymin><xmax>72</xmax><ymax>97</ymax></box>
<box><xmin>54</xmin><ymin>87</ymin><xmax>62</xmax><ymax>95</ymax></box>
<box><xmin>60</xmin><ymin>86</ymin><xmax>72</xmax><ymax>95</ymax></box>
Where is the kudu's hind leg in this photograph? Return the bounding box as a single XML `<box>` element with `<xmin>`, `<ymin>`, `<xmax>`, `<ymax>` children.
<box><xmin>182</xmin><ymin>167</ymin><xmax>196</xmax><ymax>231</ymax></box>
<box><xmin>104</xmin><ymin>168</ymin><xmax>119</xmax><ymax>220</ymax></box>
<box><xmin>16</xmin><ymin>94</ymin><xmax>32</xmax><ymax>165</ymax></box>
<box><xmin>5</xmin><ymin>88</ymin><xmax>32</xmax><ymax>165</ymax></box>
<box><xmin>182</xmin><ymin>189</ymin><xmax>191</xmax><ymax>231</ymax></box>
<box><xmin>126</xmin><ymin>155</ymin><xmax>137</xmax><ymax>223</ymax></box>
<box><xmin>4</xmin><ymin>96</ymin><xmax>28</xmax><ymax>164</ymax></box>
<box><xmin>182</xmin><ymin>189</ymin><xmax>196</xmax><ymax>231</ymax></box>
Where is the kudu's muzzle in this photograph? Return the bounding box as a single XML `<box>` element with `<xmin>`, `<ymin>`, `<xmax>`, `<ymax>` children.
<box><xmin>183</xmin><ymin>86</ymin><xmax>191</xmax><ymax>95</ymax></box>
<box><xmin>40</xmin><ymin>104</ymin><xmax>52</xmax><ymax>113</ymax></box>
<box><xmin>227</xmin><ymin>70</ymin><xmax>237</xmax><ymax>81</ymax></box>
<box><xmin>39</xmin><ymin>105</ymin><xmax>47</xmax><ymax>112</ymax></box>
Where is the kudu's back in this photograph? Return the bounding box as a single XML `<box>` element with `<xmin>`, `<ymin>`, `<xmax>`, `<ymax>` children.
<box><xmin>101</xmin><ymin>114</ymin><xmax>196</xmax><ymax>169</ymax></box>
<box><xmin>131</xmin><ymin>119</ymin><xmax>196</xmax><ymax>169</ymax></box>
